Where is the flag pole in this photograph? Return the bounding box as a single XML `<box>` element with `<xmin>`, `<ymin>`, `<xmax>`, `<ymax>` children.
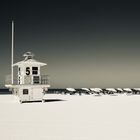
<box><xmin>11</xmin><ymin>20</ymin><xmax>14</xmax><ymax>84</ymax></box>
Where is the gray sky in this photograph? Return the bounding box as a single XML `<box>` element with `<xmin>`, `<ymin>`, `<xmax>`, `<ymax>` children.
<box><xmin>1</xmin><ymin>1</ymin><xmax>140</xmax><ymax>88</ymax></box>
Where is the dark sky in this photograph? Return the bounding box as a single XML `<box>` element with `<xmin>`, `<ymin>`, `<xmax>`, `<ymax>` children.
<box><xmin>1</xmin><ymin>1</ymin><xmax>140</xmax><ymax>88</ymax></box>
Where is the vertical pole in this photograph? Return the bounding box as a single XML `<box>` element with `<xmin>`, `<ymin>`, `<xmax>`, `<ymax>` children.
<box><xmin>11</xmin><ymin>20</ymin><xmax>14</xmax><ymax>84</ymax></box>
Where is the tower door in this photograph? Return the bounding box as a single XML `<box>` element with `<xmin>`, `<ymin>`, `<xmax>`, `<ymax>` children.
<box><xmin>32</xmin><ymin>88</ymin><xmax>43</xmax><ymax>101</ymax></box>
<box><xmin>24</xmin><ymin>76</ymin><xmax>31</xmax><ymax>84</ymax></box>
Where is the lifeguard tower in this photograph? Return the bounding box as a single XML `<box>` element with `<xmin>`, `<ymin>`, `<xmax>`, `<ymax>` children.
<box><xmin>8</xmin><ymin>52</ymin><xmax>50</xmax><ymax>103</ymax></box>
<box><xmin>5</xmin><ymin>21</ymin><xmax>50</xmax><ymax>103</ymax></box>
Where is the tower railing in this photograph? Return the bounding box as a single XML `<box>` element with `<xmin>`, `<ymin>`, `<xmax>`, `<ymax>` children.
<box><xmin>5</xmin><ymin>74</ymin><xmax>50</xmax><ymax>85</ymax></box>
<box><xmin>41</xmin><ymin>75</ymin><xmax>50</xmax><ymax>84</ymax></box>
<box><xmin>5</xmin><ymin>74</ymin><xmax>17</xmax><ymax>85</ymax></box>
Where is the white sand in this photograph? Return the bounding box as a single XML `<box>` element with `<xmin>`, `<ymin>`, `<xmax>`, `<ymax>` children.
<box><xmin>0</xmin><ymin>94</ymin><xmax>140</xmax><ymax>140</ymax></box>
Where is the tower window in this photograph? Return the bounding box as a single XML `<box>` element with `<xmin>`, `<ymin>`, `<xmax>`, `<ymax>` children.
<box><xmin>23</xmin><ymin>89</ymin><xmax>28</xmax><ymax>94</ymax></box>
<box><xmin>18</xmin><ymin>67</ymin><xmax>21</xmax><ymax>75</ymax></box>
<box><xmin>32</xmin><ymin>67</ymin><xmax>38</xmax><ymax>75</ymax></box>
<box><xmin>33</xmin><ymin>76</ymin><xmax>40</xmax><ymax>84</ymax></box>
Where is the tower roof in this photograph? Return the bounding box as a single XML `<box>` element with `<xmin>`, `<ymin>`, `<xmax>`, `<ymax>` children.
<box><xmin>23</xmin><ymin>52</ymin><xmax>34</xmax><ymax>61</ymax></box>
<box><xmin>13</xmin><ymin>52</ymin><xmax>47</xmax><ymax>67</ymax></box>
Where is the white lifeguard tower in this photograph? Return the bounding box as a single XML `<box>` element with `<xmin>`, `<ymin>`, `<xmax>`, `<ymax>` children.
<box><xmin>5</xmin><ymin>21</ymin><xmax>50</xmax><ymax>103</ymax></box>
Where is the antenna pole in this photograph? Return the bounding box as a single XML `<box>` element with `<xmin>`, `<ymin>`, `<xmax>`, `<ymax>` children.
<box><xmin>11</xmin><ymin>20</ymin><xmax>14</xmax><ymax>84</ymax></box>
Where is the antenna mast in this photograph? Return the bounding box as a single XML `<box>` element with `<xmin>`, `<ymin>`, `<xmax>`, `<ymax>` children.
<box><xmin>11</xmin><ymin>20</ymin><xmax>14</xmax><ymax>84</ymax></box>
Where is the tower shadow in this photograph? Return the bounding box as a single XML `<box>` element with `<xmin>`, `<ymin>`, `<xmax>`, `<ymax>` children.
<box><xmin>21</xmin><ymin>99</ymin><xmax>66</xmax><ymax>103</ymax></box>
<box><xmin>44</xmin><ymin>99</ymin><xmax>66</xmax><ymax>102</ymax></box>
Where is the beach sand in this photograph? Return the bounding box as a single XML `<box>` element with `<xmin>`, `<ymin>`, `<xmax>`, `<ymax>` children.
<box><xmin>0</xmin><ymin>94</ymin><xmax>140</xmax><ymax>140</ymax></box>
